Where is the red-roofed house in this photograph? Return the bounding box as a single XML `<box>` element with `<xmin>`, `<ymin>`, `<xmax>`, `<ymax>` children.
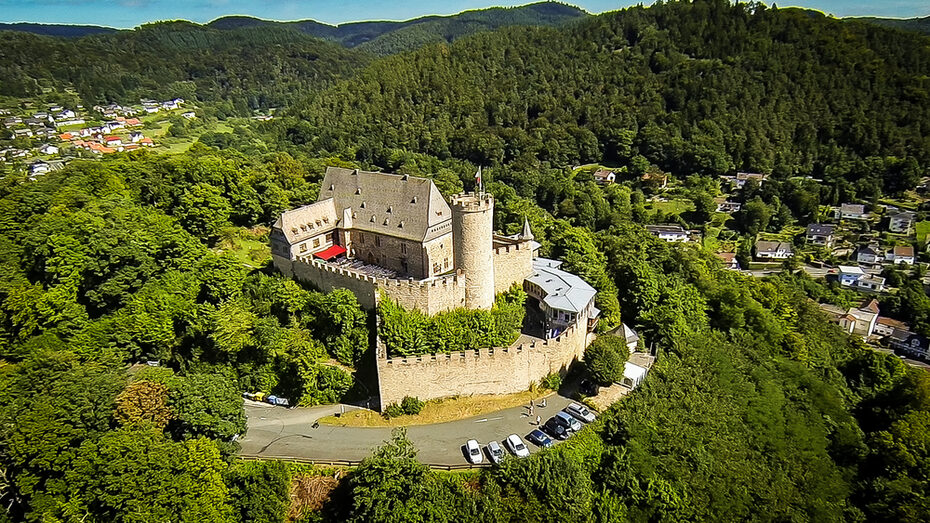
<box><xmin>104</xmin><ymin>136</ymin><xmax>122</xmax><ymax>146</ymax></box>
<box><xmin>140</xmin><ymin>137</ymin><xmax>154</xmax><ymax>147</ymax></box>
<box><xmin>125</xmin><ymin>118</ymin><xmax>142</xmax><ymax>127</ymax></box>
<box><xmin>58</xmin><ymin>132</ymin><xmax>73</xmax><ymax>141</ymax></box>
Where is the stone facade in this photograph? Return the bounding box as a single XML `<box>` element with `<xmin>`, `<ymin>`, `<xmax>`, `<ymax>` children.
<box><xmin>492</xmin><ymin>238</ymin><xmax>536</xmax><ymax>295</ymax></box>
<box><xmin>376</xmin><ymin>314</ymin><xmax>591</xmax><ymax>410</ymax></box>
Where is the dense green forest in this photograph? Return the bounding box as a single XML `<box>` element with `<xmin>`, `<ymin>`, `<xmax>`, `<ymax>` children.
<box><xmin>2</xmin><ymin>0</ymin><xmax>930</xmax><ymax>521</ymax></box>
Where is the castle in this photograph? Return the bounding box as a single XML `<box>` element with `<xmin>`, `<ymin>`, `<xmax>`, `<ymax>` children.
<box><xmin>272</xmin><ymin>167</ymin><xmax>600</xmax><ymax>409</ymax></box>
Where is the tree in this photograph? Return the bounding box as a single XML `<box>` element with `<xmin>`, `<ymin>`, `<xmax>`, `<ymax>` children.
<box><xmin>168</xmin><ymin>373</ymin><xmax>246</xmax><ymax>442</ymax></box>
<box><xmin>585</xmin><ymin>335</ymin><xmax>629</xmax><ymax>385</ymax></box>
<box><xmin>227</xmin><ymin>460</ymin><xmax>291</xmax><ymax>523</ymax></box>
<box><xmin>115</xmin><ymin>379</ymin><xmax>172</xmax><ymax>429</ymax></box>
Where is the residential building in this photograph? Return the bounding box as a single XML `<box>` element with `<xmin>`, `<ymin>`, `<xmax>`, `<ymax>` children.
<box><xmin>836</xmin><ymin>203</ymin><xmax>868</xmax><ymax>220</ymax></box>
<box><xmin>888</xmin><ymin>211</ymin><xmax>915</xmax><ymax>234</ymax></box>
<box><xmin>889</xmin><ymin>328</ymin><xmax>929</xmax><ymax>360</ymax></box>
<box><xmin>806</xmin><ymin>223</ymin><xmax>836</xmax><ymax>247</ymax></box>
<box><xmin>721</xmin><ymin>172</ymin><xmax>768</xmax><ymax>189</ymax></box>
<box><xmin>526</xmin><ymin>258</ymin><xmax>600</xmax><ymax>338</ymax></box>
<box><xmin>754</xmin><ymin>240</ymin><xmax>793</xmax><ymax>260</ymax></box>
<box><xmin>716</xmin><ymin>252</ymin><xmax>740</xmax><ymax>270</ymax></box>
<box><xmin>645</xmin><ymin>224</ymin><xmax>690</xmax><ymax>242</ymax></box>
<box><xmin>838</xmin><ymin>265</ymin><xmax>885</xmax><ymax>292</ymax></box>
<box><xmin>856</xmin><ymin>244</ymin><xmax>881</xmax><ymax>264</ymax></box>
<box><xmin>887</xmin><ymin>245</ymin><xmax>915</xmax><ymax>265</ymax></box>
<box><xmin>875</xmin><ymin>316</ymin><xmax>909</xmax><ymax>337</ymax></box>
<box><xmin>716</xmin><ymin>201</ymin><xmax>741</xmax><ymax>213</ymax></box>
<box><xmin>38</xmin><ymin>144</ymin><xmax>58</xmax><ymax>155</ymax></box>
<box><xmin>592</xmin><ymin>169</ymin><xmax>615</xmax><ymax>185</ymax></box>
<box><xmin>641</xmin><ymin>171</ymin><xmax>668</xmax><ymax>189</ymax></box>
<box><xmin>820</xmin><ymin>299</ymin><xmax>879</xmax><ymax>338</ymax></box>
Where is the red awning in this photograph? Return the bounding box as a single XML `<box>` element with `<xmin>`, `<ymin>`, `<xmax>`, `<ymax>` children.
<box><xmin>313</xmin><ymin>245</ymin><xmax>347</xmax><ymax>261</ymax></box>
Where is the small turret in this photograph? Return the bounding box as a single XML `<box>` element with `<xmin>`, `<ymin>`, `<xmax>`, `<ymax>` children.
<box><xmin>520</xmin><ymin>217</ymin><xmax>534</xmax><ymax>241</ymax></box>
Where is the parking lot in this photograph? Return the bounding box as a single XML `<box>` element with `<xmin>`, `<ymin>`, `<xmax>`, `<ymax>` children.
<box><xmin>239</xmin><ymin>392</ymin><xmax>588</xmax><ymax>466</ymax></box>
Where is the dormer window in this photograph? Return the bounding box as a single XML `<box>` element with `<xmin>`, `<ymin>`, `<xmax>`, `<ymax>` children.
<box><xmin>315</xmin><ymin>220</ymin><xmax>322</xmax><ymax>227</ymax></box>
<box><xmin>386</xmin><ymin>206</ymin><xmax>392</xmax><ymax>214</ymax></box>
<box><xmin>329</xmin><ymin>184</ymin><xmax>334</xmax><ymax>191</ymax></box>
<box><xmin>411</xmin><ymin>196</ymin><xmax>417</xmax><ymax>204</ymax></box>
<box><xmin>300</xmin><ymin>225</ymin><xmax>307</xmax><ymax>232</ymax></box>
<box><xmin>360</xmin><ymin>202</ymin><xmax>366</xmax><ymax>209</ymax></box>
<box><xmin>355</xmin><ymin>188</ymin><xmax>361</xmax><ymax>195</ymax></box>
<box><xmin>436</xmin><ymin>211</ymin><xmax>443</xmax><ymax>216</ymax></box>
<box><xmin>370</xmin><ymin>216</ymin><xmax>375</xmax><ymax>222</ymax></box>
<box><xmin>291</xmin><ymin>227</ymin><xmax>298</xmax><ymax>234</ymax></box>
<box><xmin>322</xmin><ymin>217</ymin><xmax>329</xmax><ymax>224</ymax></box>
<box><xmin>383</xmin><ymin>218</ymin><xmax>390</xmax><ymax>225</ymax></box>
<box><xmin>398</xmin><ymin>221</ymin><xmax>405</xmax><ymax>228</ymax></box>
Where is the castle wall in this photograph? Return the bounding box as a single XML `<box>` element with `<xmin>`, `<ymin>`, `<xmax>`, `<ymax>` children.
<box><xmin>289</xmin><ymin>258</ymin><xmax>465</xmax><ymax>315</ymax></box>
<box><xmin>492</xmin><ymin>241</ymin><xmax>535</xmax><ymax>295</ymax></box>
<box><xmin>376</xmin><ymin>317</ymin><xmax>590</xmax><ymax>410</ymax></box>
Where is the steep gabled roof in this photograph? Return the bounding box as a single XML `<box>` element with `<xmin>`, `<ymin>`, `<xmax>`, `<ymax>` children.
<box><xmin>318</xmin><ymin>167</ymin><xmax>452</xmax><ymax>242</ymax></box>
<box><xmin>273</xmin><ymin>198</ymin><xmax>338</xmax><ymax>244</ymax></box>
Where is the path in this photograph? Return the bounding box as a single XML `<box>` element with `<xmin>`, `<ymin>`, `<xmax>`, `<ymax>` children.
<box><xmin>239</xmin><ymin>392</ymin><xmax>579</xmax><ymax>466</ymax></box>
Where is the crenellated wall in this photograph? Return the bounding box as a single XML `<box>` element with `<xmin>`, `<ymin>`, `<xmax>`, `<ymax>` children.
<box><xmin>287</xmin><ymin>256</ymin><xmax>465</xmax><ymax>315</ymax></box>
<box><xmin>375</xmin><ymin>316</ymin><xmax>590</xmax><ymax>410</ymax></box>
<box><xmin>492</xmin><ymin>241</ymin><xmax>535</xmax><ymax>295</ymax></box>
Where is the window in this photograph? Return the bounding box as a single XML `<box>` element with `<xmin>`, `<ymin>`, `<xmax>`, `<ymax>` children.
<box><xmin>375</xmin><ymin>236</ymin><xmax>381</xmax><ymax>247</ymax></box>
<box><xmin>444</xmin><ymin>258</ymin><xmax>449</xmax><ymax>269</ymax></box>
<box><xmin>359</xmin><ymin>233</ymin><xmax>365</xmax><ymax>244</ymax></box>
<box><xmin>312</xmin><ymin>238</ymin><xmax>320</xmax><ymax>248</ymax></box>
<box><xmin>299</xmin><ymin>243</ymin><xmax>307</xmax><ymax>253</ymax></box>
<box><xmin>433</xmin><ymin>262</ymin><xmax>441</xmax><ymax>273</ymax></box>
<box><xmin>401</xmin><ymin>259</ymin><xmax>408</xmax><ymax>273</ymax></box>
<box><xmin>401</xmin><ymin>243</ymin><xmax>407</xmax><ymax>255</ymax></box>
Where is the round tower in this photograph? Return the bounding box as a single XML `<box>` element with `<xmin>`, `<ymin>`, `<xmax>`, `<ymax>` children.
<box><xmin>450</xmin><ymin>192</ymin><xmax>495</xmax><ymax>310</ymax></box>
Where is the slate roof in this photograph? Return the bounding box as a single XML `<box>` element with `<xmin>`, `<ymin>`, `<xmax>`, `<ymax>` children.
<box><xmin>527</xmin><ymin>258</ymin><xmax>597</xmax><ymax>315</ymax></box>
<box><xmin>318</xmin><ymin>167</ymin><xmax>452</xmax><ymax>242</ymax></box>
<box><xmin>806</xmin><ymin>223</ymin><xmax>835</xmax><ymax>236</ymax></box>
<box><xmin>273</xmin><ymin>198</ymin><xmax>338</xmax><ymax>244</ymax></box>
<box><xmin>645</xmin><ymin>224</ymin><xmax>687</xmax><ymax>234</ymax></box>
<box><xmin>755</xmin><ymin>240</ymin><xmax>793</xmax><ymax>253</ymax></box>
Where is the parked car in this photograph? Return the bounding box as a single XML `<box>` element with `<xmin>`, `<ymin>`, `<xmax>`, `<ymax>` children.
<box><xmin>505</xmin><ymin>434</ymin><xmax>530</xmax><ymax>458</ymax></box>
<box><xmin>526</xmin><ymin>429</ymin><xmax>553</xmax><ymax>448</ymax></box>
<box><xmin>565</xmin><ymin>402</ymin><xmax>596</xmax><ymax>423</ymax></box>
<box><xmin>555</xmin><ymin>411</ymin><xmax>583</xmax><ymax>433</ymax></box>
<box><xmin>579</xmin><ymin>378</ymin><xmax>599</xmax><ymax>396</ymax></box>
<box><xmin>486</xmin><ymin>440</ymin><xmax>505</xmax><ymax>464</ymax></box>
<box><xmin>465</xmin><ymin>439</ymin><xmax>482</xmax><ymax>464</ymax></box>
<box><xmin>543</xmin><ymin>417</ymin><xmax>569</xmax><ymax>440</ymax></box>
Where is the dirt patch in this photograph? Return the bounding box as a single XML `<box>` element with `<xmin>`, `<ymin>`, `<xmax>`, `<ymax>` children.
<box><xmin>587</xmin><ymin>384</ymin><xmax>630</xmax><ymax>411</ymax></box>
<box><xmin>288</xmin><ymin>474</ymin><xmax>339</xmax><ymax>521</ymax></box>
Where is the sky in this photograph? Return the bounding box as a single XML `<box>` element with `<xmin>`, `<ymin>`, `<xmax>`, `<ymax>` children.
<box><xmin>0</xmin><ymin>0</ymin><xmax>927</xmax><ymax>28</ymax></box>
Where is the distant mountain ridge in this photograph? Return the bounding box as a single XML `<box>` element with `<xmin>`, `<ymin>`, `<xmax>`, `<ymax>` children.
<box><xmin>0</xmin><ymin>22</ymin><xmax>117</xmax><ymax>38</ymax></box>
<box><xmin>850</xmin><ymin>15</ymin><xmax>930</xmax><ymax>35</ymax></box>
<box><xmin>207</xmin><ymin>2</ymin><xmax>589</xmax><ymax>54</ymax></box>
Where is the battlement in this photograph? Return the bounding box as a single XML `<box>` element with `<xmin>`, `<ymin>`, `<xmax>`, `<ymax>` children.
<box><xmin>449</xmin><ymin>192</ymin><xmax>493</xmax><ymax>211</ymax></box>
<box><xmin>492</xmin><ymin>240</ymin><xmax>531</xmax><ymax>256</ymax></box>
<box><xmin>296</xmin><ymin>257</ymin><xmax>463</xmax><ymax>288</ymax></box>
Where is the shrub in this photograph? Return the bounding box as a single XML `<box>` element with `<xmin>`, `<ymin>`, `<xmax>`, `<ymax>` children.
<box><xmin>383</xmin><ymin>403</ymin><xmax>404</xmax><ymax>419</ymax></box>
<box><xmin>542</xmin><ymin>373</ymin><xmax>562</xmax><ymax>391</ymax></box>
<box><xmin>584</xmin><ymin>335</ymin><xmax>629</xmax><ymax>386</ymax></box>
<box><xmin>401</xmin><ymin>396</ymin><xmax>425</xmax><ymax>415</ymax></box>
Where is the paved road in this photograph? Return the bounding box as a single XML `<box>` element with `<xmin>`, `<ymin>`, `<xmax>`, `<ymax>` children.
<box><xmin>239</xmin><ymin>393</ymin><xmax>580</xmax><ymax>465</ymax></box>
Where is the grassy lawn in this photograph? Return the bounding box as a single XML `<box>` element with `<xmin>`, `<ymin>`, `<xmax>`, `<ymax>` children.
<box><xmin>216</xmin><ymin>227</ymin><xmax>270</xmax><ymax>267</ymax></box>
<box><xmin>647</xmin><ymin>198</ymin><xmax>692</xmax><ymax>215</ymax></box>
<box><xmin>916</xmin><ymin>221</ymin><xmax>930</xmax><ymax>245</ymax></box>
<box><xmin>318</xmin><ymin>390</ymin><xmax>553</xmax><ymax>428</ymax></box>
<box><xmin>880</xmin><ymin>198</ymin><xmax>921</xmax><ymax>211</ymax></box>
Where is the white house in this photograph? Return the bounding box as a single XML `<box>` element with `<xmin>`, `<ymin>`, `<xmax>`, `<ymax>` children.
<box><xmin>716</xmin><ymin>201</ymin><xmax>742</xmax><ymax>213</ymax></box>
<box><xmin>836</xmin><ymin>203</ymin><xmax>868</xmax><ymax>220</ymax></box>
<box><xmin>875</xmin><ymin>316</ymin><xmax>909</xmax><ymax>337</ymax></box>
<box><xmin>755</xmin><ymin>240</ymin><xmax>793</xmax><ymax>260</ymax></box>
<box><xmin>645</xmin><ymin>224</ymin><xmax>690</xmax><ymax>242</ymax></box>
<box><xmin>887</xmin><ymin>245</ymin><xmax>915</xmax><ymax>265</ymax></box>
<box><xmin>888</xmin><ymin>212</ymin><xmax>915</xmax><ymax>234</ymax></box>
<box><xmin>856</xmin><ymin>244</ymin><xmax>881</xmax><ymax>265</ymax></box>
<box><xmin>593</xmin><ymin>169</ymin><xmax>615</xmax><ymax>185</ymax></box>
<box><xmin>806</xmin><ymin>223</ymin><xmax>836</xmax><ymax>247</ymax></box>
<box><xmin>621</xmin><ymin>361</ymin><xmax>648</xmax><ymax>390</ymax></box>
<box><xmin>838</xmin><ymin>265</ymin><xmax>885</xmax><ymax>292</ymax></box>
<box><xmin>38</xmin><ymin>144</ymin><xmax>58</xmax><ymax>155</ymax></box>
<box><xmin>181</xmin><ymin>111</ymin><xmax>196</xmax><ymax>119</ymax></box>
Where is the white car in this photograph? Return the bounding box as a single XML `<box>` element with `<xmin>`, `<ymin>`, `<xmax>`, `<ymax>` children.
<box><xmin>505</xmin><ymin>434</ymin><xmax>530</xmax><ymax>458</ymax></box>
<box><xmin>565</xmin><ymin>402</ymin><xmax>597</xmax><ymax>423</ymax></box>
<box><xmin>486</xmin><ymin>440</ymin><xmax>504</xmax><ymax>464</ymax></box>
<box><xmin>465</xmin><ymin>439</ymin><xmax>483</xmax><ymax>464</ymax></box>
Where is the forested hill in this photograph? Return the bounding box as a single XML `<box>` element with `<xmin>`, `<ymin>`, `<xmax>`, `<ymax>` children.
<box><xmin>0</xmin><ymin>22</ymin><xmax>369</xmax><ymax>113</ymax></box>
<box><xmin>0</xmin><ymin>22</ymin><xmax>117</xmax><ymax>38</ymax></box>
<box><xmin>854</xmin><ymin>15</ymin><xmax>930</xmax><ymax>35</ymax></box>
<box><xmin>208</xmin><ymin>2</ymin><xmax>589</xmax><ymax>55</ymax></box>
<box><xmin>278</xmin><ymin>1</ymin><xmax>930</xmax><ymax>185</ymax></box>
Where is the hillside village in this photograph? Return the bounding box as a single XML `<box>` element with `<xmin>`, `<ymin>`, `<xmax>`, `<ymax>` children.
<box><xmin>586</xmin><ymin>164</ymin><xmax>930</xmax><ymax>362</ymax></box>
<box><xmin>0</xmin><ymin>95</ymin><xmax>196</xmax><ymax>178</ymax></box>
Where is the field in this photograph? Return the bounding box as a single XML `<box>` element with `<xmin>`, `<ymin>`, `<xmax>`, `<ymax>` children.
<box><xmin>916</xmin><ymin>220</ymin><xmax>930</xmax><ymax>245</ymax></box>
<box><xmin>215</xmin><ymin>226</ymin><xmax>271</xmax><ymax>267</ymax></box>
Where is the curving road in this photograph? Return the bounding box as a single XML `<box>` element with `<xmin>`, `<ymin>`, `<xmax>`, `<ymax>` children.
<box><xmin>239</xmin><ymin>393</ymin><xmax>579</xmax><ymax>466</ymax></box>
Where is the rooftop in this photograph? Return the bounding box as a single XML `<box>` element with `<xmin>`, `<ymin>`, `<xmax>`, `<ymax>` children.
<box><xmin>838</xmin><ymin>265</ymin><xmax>865</xmax><ymax>275</ymax></box>
<box><xmin>527</xmin><ymin>257</ymin><xmax>596</xmax><ymax>315</ymax></box>
<box><xmin>806</xmin><ymin>223</ymin><xmax>835</xmax><ymax>235</ymax></box>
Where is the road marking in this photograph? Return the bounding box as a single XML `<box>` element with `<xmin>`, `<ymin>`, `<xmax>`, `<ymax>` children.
<box><xmin>475</xmin><ymin>418</ymin><xmax>488</xmax><ymax>423</ymax></box>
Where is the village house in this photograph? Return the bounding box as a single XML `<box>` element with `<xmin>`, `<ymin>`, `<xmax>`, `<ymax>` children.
<box><xmin>721</xmin><ymin>172</ymin><xmax>767</xmax><ymax>189</ymax></box>
<box><xmin>754</xmin><ymin>240</ymin><xmax>793</xmax><ymax>260</ymax></box>
<box><xmin>888</xmin><ymin>211</ymin><xmax>915</xmax><ymax>234</ymax></box>
<box><xmin>645</xmin><ymin>224</ymin><xmax>690</xmax><ymax>242</ymax></box>
<box><xmin>181</xmin><ymin>111</ymin><xmax>196</xmax><ymax>119</ymax></box>
<box><xmin>641</xmin><ymin>171</ymin><xmax>668</xmax><ymax>189</ymax></box>
<box><xmin>592</xmin><ymin>169</ymin><xmax>615</xmax><ymax>185</ymax></box>
<box><xmin>855</xmin><ymin>244</ymin><xmax>882</xmax><ymax>265</ymax></box>
<box><xmin>820</xmin><ymin>299</ymin><xmax>879</xmax><ymax>338</ymax></box>
<box><xmin>887</xmin><ymin>245</ymin><xmax>915</xmax><ymax>265</ymax></box>
<box><xmin>716</xmin><ymin>252</ymin><xmax>740</xmax><ymax>270</ymax></box>
<box><xmin>716</xmin><ymin>201</ymin><xmax>741</xmax><ymax>213</ymax></box>
<box><xmin>526</xmin><ymin>258</ymin><xmax>599</xmax><ymax>338</ymax></box>
<box><xmin>806</xmin><ymin>223</ymin><xmax>836</xmax><ymax>247</ymax></box>
<box><xmin>39</xmin><ymin>144</ymin><xmax>58</xmax><ymax>155</ymax></box>
<box><xmin>104</xmin><ymin>136</ymin><xmax>122</xmax><ymax>147</ymax></box>
<box><xmin>129</xmin><ymin>131</ymin><xmax>144</xmax><ymax>143</ymax></box>
<box><xmin>888</xmin><ymin>328</ymin><xmax>929</xmax><ymax>360</ymax></box>
<box><xmin>874</xmin><ymin>316</ymin><xmax>909</xmax><ymax>337</ymax></box>
<box><xmin>836</xmin><ymin>203</ymin><xmax>868</xmax><ymax>220</ymax></box>
<box><xmin>838</xmin><ymin>265</ymin><xmax>886</xmax><ymax>292</ymax></box>
<box><xmin>620</xmin><ymin>323</ymin><xmax>640</xmax><ymax>353</ymax></box>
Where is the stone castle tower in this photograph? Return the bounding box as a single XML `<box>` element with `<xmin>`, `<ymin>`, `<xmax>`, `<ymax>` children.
<box><xmin>450</xmin><ymin>192</ymin><xmax>495</xmax><ymax>309</ymax></box>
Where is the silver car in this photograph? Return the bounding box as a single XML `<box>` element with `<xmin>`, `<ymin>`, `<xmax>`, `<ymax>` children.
<box><xmin>565</xmin><ymin>402</ymin><xmax>596</xmax><ymax>423</ymax></box>
<box><xmin>486</xmin><ymin>440</ymin><xmax>504</xmax><ymax>464</ymax></box>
